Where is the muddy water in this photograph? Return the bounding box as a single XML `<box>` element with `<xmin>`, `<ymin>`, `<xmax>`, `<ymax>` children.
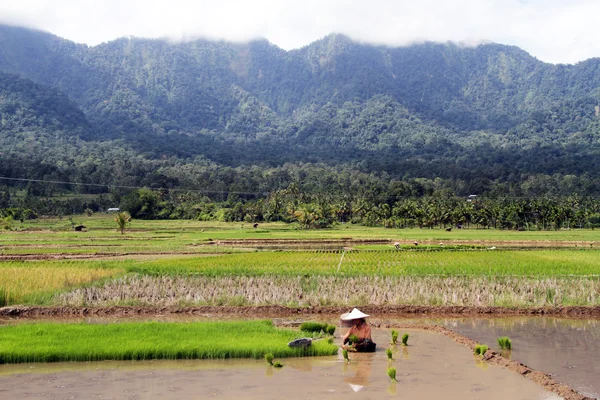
<box><xmin>0</xmin><ymin>329</ymin><xmax>557</xmax><ymax>400</ymax></box>
<box><xmin>443</xmin><ymin>318</ymin><xmax>600</xmax><ymax>399</ymax></box>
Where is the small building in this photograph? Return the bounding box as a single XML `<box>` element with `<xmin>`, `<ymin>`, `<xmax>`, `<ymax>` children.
<box><xmin>107</xmin><ymin>208</ymin><xmax>120</xmax><ymax>212</ymax></box>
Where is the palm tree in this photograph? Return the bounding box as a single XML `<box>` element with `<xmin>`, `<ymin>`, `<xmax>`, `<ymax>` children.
<box><xmin>115</xmin><ymin>212</ymin><xmax>131</xmax><ymax>235</ymax></box>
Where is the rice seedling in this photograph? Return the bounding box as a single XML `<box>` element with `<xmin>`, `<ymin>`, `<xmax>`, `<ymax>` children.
<box><xmin>348</xmin><ymin>334</ymin><xmax>360</xmax><ymax>345</ymax></box>
<box><xmin>265</xmin><ymin>353</ymin><xmax>274</xmax><ymax>365</ymax></box>
<box><xmin>386</xmin><ymin>348</ymin><xmax>393</xmax><ymax>360</ymax></box>
<box><xmin>0</xmin><ymin>320</ymin><xmax>338</xmax><ymax>364</ymax></box>
<box><xmin>273</xmin><ymin>361</ymin><xmax>283</xmax><ymax>368</ymax></box>
<box><xmin>497</xmin><ymin>337</ymin><xmax>512</xmax><ymax>350</ymax></box>
<box><xmin>300</xmin><ymin>322</ymin><xmax>328</xmax><ymax>334</ymax></box>
<box><xmin>387</xmin><ymin>367</ymin><xmax>397</xmax><ymax>382</ymax></box>
<box><xmin>474</xmin><ymin>344</ymin><xmax>489</xmax><ymax>356</ymax></box>
<box><xmin>401</xmin><ymin>333</ymin><xmax>409</xmax><ymax>346</ymax></box>
<box><xmin>391</xmin><ymin>330</ymin><xmax>399</xmax><ymax>345</ymax></box>
<box><xmin>342</xmin><ymin>348</ymin><xmax>349</xmax><ymax>362</ymax></box>
<box><xmin>326</xmin><ymin>325</ymin><xmax>336</xmax><ymax>335</ymax></box>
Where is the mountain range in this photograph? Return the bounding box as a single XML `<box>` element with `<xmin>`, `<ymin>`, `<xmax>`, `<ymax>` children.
<box><xmin>1</xmin><ymin>24</ymin><xmax>600</xmax><ymax>198</ymax></box>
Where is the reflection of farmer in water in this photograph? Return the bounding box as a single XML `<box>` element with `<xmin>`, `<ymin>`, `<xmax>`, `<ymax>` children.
<box><xmin>344</xmin><ymin>359</ymin><xmax>373</xmax><ymax>392</ymax></box>
<box><xmin>340</xmin><ymin>308</ymin><xmax>377</xmax><ymax>352</ymax></box>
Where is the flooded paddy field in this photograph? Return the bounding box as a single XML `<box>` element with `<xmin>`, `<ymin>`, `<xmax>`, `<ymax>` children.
<box><xmin>0</xmin><ymin>329</ymin><xmax>559</xmax><ymax>400</ymax></box>
<box><xmin>443</xmin><ymin>317</ymin><xmax>600</xmax><ymax>399</ymax></box>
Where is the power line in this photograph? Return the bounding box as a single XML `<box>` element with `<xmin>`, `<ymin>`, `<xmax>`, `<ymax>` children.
<box><xmin>0</xmin><ymin>176</ymin><xmax>266</xmax><ymax>197</ymax></box>
<box><xmin>1</xmin><ymin>175</ymin><xmax>600</xmax><ymax>201</ymax></box>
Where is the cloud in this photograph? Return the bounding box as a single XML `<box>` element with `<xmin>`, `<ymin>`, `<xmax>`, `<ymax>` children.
<box><xmin>0</xmin><ymin>0</ymin><xmax>598</xmax><ymax>64</ymax></box>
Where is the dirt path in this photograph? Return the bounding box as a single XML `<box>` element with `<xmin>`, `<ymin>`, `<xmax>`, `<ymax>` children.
<box><xmin>3</xmin><ymin>304</ymin><xmax>600</xmax><ymax>318</ymax></box>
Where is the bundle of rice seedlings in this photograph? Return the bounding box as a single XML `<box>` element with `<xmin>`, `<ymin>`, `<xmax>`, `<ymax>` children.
<box><xmin>300</xmin><ymin>322</ymin><xmax>328</xmax><ymax>334</ymax></box>
<box><xmin>391</xmin><ymin>330</ymin><xmax>398</xmax><ymax>345</ymax></box>
<box><xmin>497</xmin><ymin>336</ymin><xmax>512</xmax><ymax>350</ymax></box>
<box><xmin>265</xmin><ymin>353</ymin><xmax>274</xmax><ymax>365</ymax></box>
<box><xmin>386</xmin><ymin>348</ymin><xmax>393</xmax><ymax>360</ymax></box>
<box><xmin>401</xmin><ymin>333</ymin><xmax>409</xmax><ymax>346</ymax></box>
<box><xmin>474</xmin><ymin>344</ymin><xmax>488</xmax><ymax>356</ymax></box>
<box><xmin>387</xmin><ymin>367</ymin><xmax>397</xmax><ymax>382</ymax></box>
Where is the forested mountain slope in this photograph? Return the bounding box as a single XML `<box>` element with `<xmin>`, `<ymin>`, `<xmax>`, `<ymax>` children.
<box><xmin>1</xmin><ymin>24</ymin><xmax>600</xmax><ymax>198</ymax></box>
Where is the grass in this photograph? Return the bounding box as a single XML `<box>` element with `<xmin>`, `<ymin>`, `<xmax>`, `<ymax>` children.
<box><xmin>0</xmin><ymin>320</ymin><xmax>338</xmax><ymax>364</ymax></box>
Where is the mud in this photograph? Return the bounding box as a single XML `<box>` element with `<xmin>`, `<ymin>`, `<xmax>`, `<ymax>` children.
<box><xmin>372</xmin><ymin>324</ymin><xmax>593</xmax><ymax>400</ymax></box>
<box><xmin>446</xmin><ymin>318</ymin><xmax>600</xmax><ymax>399</ymax></box>
<box><xmin>0</xmin><ymin>329</ymin><xmax>558</xmax><ymax>400</ymax></box>
<box><xmin>3</xmin><ymin>304</ymin><xmax>600</xmax><ymax>318</ymax></box>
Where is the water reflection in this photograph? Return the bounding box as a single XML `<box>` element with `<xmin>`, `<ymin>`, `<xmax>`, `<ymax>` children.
<box><xmin>342</xmin><ymin>352</ymin><xmax>375</xmax><ymax>391</ymax></box>
<box><xmin>445</xmin><ymin>317</ymin><xmax>600</xmax><ymax>399</ymax></box>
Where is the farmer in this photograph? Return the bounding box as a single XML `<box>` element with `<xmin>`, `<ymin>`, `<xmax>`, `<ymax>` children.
<box><xmin>340</xmin><ymin>308</ymin><xmax>376</xmax><ymax>352</ymax></box>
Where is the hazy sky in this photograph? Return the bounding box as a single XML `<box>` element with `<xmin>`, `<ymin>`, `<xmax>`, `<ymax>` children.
<box><xmin>0</xmin><ymin>0</ymin><xmax>597</xmax><ymax>64</ymax></box>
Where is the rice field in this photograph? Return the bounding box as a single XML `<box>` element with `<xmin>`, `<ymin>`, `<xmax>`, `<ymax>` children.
<box><xmin>56</xmin><ymin>274</ymin><xmax>600</xmax><ymax>307</ymax></box>
<box><xmin>131</xmin><ymin>249</ymin><xmax>600</xmax><ymax>277</ymax></box>
<box><xmin>2</xmin><ymin>216</ymin><xmax>600</xmax><ymax>307</ymax></box>
<box><xmin>0</xmin><ymin>264</ymin><xmax>123</xmax><ymax>306</ymax></box>
<box><xmin>1</xmin><ymin>248</ymin><xmax>600</xmax><ymax>307</ymax></box>
<box><xmin>0</xmin><ymin>320</ymin><xmax>338</xmax><ymax>364</ymax></box>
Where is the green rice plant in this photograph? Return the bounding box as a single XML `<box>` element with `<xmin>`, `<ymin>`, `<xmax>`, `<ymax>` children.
<box><xmin>497</xmin><ymin>337</ymin><xmax>512</xmax><ymax>350</ymax></box>
<box><xmin>474</xmin><ymin>344</ymin><xmax>489</xmax><ymax>356</ymax></box>
<box><xmin>387</xmin><ymin>367</ymin><xmax>397</xmax><ymax>382</ymax></box>
<box><xmin>0</xmin><ymin>320</ymin><xmax>338</xmax><ymax>364</ymax></box>
<box><xmin>273</xmin><ymin>361</ymin><xmax>283</xmax><ymax>368</ymax></box>
<box><xmin>348</xmin><ymin>334</ymin><xmax>360</xmax><ymax>345</ymax></box>
<box><xmin>386</xmin><ymin>348</ymin><xmax>393</xmax><ymax>360</ymax></box>
<box><xmin>326</xmin><ymin>325</ymin><xmax>336</xmax><ymax>335</ymax></box>
<box><xmin>342</xmin><ymin>348</ymin><xmax>349</xmax><ymax>362</ymax></box>
<box><xmin>265</xmin><ymin>353</ymin><xmax>274</xmax><ymax>365</ymax></box>
<box><xmin>401</xmin><ymin>333</ymin><xmax>409</xmax><ymax>346</ymax></box>
<box><xmin>300</xmin><ymin>322</ymin><xmax>328</xmax><ymax>334</ymax></box>
<box><xmin>391</xmin><ymin>330</ymin><xmax>399</xmax><ymax>345</ymax></box>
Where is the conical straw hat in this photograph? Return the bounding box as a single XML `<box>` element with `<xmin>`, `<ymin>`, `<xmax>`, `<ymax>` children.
<box><xmin>340</xmin><ymin>308</ymin><xmax>370</xmax><ymax>321</ymax></box>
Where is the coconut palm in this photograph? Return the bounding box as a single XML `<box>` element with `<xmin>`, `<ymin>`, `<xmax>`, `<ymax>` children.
<box><xmin>115</xmin><ymin>212</ymin><xmax>131</xmax><ymax>235</ymax></box>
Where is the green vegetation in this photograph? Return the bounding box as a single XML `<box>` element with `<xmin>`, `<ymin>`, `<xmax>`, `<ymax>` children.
<box><xmin>4</xmin><ymin>25</ymin><xmax>600</xmax><ymax>226</ymax></box>
<box><xmin>497</xmin><ymin>337</ymin><xmax>513</xmax><ymax>350</ymax></box>
<box><xmin>0</xmin><ymin>320</ymin><xmax>338</xmax><ymax>364</ymax></box>
<box><xmin>114</xmin><ymin>212</ymin><xmax>131</xmax><ymax>235</ymax></box>
<box><xmin>401</xmin><ymin>333</ymin><xmax>409</xmax><ymax>346</ymax></box>
<box><xmin>474</xmin><ymin>344</ymin><xmax>489</xmax><ymax>356</ymax></box>
<box><xmin>391</xmin><ymin>330</ymin><xmax>399</xmax><ymax>345</ymax></box>
<box><xmin>273</xmin><ymin>361</ymin><xmax>283</xmax><ymax>368</ymax></box>
<box><xmin>386</xmin><ymin>348</ymin><xmax>393</xmax><ymax>360</ymax></box>
<box><xmin>342</xmin><ymin>348</ymin><xmax>349</xmax><ymax>362</ymax></box>
<box><xmin>264</xmin><ymin>353</ymin><xmax>274</xmax><ymax>365</ymax></box>
<box><xmin>387</xmin><ymin>367</ymin><xmax>397</xmax><ymax>382</ymax></box>
<box><xmin>300</xmin><ymin>322</ymin><xmax>328</xmax><ymax>333</ymax></box>
<box><xmin>1</xmin><ymin>218</ymin><xmax>599</xmax><ymax>308</ymax></box>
